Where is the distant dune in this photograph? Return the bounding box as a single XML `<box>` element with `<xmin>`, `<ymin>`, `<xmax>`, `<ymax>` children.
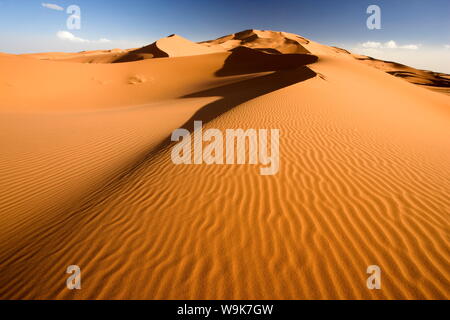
<box><xmin>20</xmin><ymin>29</ymin><xmax>450</xmax><ymax>94</ymax></box>
<box><xmin>0</xmin><ymin>30</ymin><xmax>449</xmax><ymax>299</ymax></box>
<box><xmin>200</xmin><ymin>29</ymin><xmax>311</xmax><ymax>54</ymax></box>
<box><xmin>350</xmin><ymin>54</ymin><xmax>450</xmax><ymax>95</ymax></box>
<box><xmin>20</xmin><ymin>34</ymin><xmax>225</xmax><ymax>64</ymax></box>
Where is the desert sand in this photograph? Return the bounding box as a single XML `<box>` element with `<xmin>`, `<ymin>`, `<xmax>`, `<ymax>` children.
<box><xmin>0</xmin><ymin>30</ymin><xmax>449</xmax><ymax>299</ymax></box>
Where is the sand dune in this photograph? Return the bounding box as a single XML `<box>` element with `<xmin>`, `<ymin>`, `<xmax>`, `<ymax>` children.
<box><xmin>21</xmin><ymin>49</ymin><xmax>128</xmax><ymax>64</ymax></box>
<box><xmin>0</xmin><ymin>51</ymin><xmax>260</xmax><ymax>111</ymax></box>
<box><xmin>202</xmin><ymin>29</ymin><xmax>450</xmax><ymax>95</ymax></box>
<box><xmin>146</xmin><ymin>34</ymin><xmax>225</xmax><ymax>57</ymax></box>
<box><xmin>0</xmin><ymin>30</ymin><xmax>449</xmax><ymax>300</ymax></box>
<box><xmin>19</xmin><ymin>29</ymin><xmax>450</xmax><ymax>96</ymax></box>
<box><xmin>114</xmin><ymin>34</ymin><xmax>225</xmax><ymax>63</ymax></box>
<box><xmin>22</xmin><ymin>34</ymin><xmax>225</xmax><ymax>64</ymax></box>
<box><xmin>200</xmin><ymin>29</ymin><xmax>311</xmax><ymax>54</ymax></box>
<box><xmin>351</xmin><ymin>54</ymin><xmax>450</xmax><ymax>95</ymax></box>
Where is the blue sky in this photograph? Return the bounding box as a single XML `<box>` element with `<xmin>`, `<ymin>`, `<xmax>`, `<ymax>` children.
<box><xmin>0</xmin><ymin>0</ymin><xmax>449</xmax><ymax>71</ymax></box>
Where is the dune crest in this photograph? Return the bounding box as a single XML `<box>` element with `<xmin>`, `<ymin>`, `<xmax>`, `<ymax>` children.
<box><xmin>115</xmin><ymin>34</ymin><xmax>225</xmax><ymax>62</ymax></box>
<box><xmin>200</xmin><ymin>29</ymin><xmax>311</xmax><ymax>54</ymax></box>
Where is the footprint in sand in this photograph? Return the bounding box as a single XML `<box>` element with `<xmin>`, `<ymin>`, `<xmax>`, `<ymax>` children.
<box><xmin>128</xmin><ymin>74</ymin><xmax>148</xmax><ymax>85</ymax></box>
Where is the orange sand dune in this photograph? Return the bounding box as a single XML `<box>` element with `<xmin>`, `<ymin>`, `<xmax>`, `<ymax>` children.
<box><xmin>200</xmin><ymin>29</ymin><xmax>312</xmax><ymax>54</ymax></box>
<box><xmin>21</xmin><ymin>49</ymin><xmax>128</xmax><ymax>63</ymax></box>
<box><xmin>0</xmin><ymin>51</ymin><xmax>262</xmax><ymax>111</ymax></box>
<box><xmin>114</xmin><ymin>34</ymin><xmax>225</xmax><ymax>63</ymax></box>
<box><xmin>201</xmin><ymin>29</ymin><xmax>450</xmax><ymax>94</ymax></box>
<box><xmin>0</xmin><ymin>30</ymin><xmax>449</xmax><ymax>300</ymax></box>
<box><xmin>22</xmin><ymin>34</ymin><xmax>225</xmax><ymax>64</ymax></box>
<box><xmin>351</xmin><ymin>54</ymin><xmax>450</xmax><ymax>95</ymax></box>
<box><xmin>19</xmin><ymin>28</ymin><xmax>450</xmax><ymax>95</ymax></box>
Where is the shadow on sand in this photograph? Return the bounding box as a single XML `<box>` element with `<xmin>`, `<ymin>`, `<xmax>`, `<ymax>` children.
<box><xmin>145</xmin><ymin>49</ymin><xmax>318</xmax><ymax>155</ymax></box>
<box><xmin>216</xmin><ymin>46</ymin><xmax>318</xmax><ymax>76</ymax></box>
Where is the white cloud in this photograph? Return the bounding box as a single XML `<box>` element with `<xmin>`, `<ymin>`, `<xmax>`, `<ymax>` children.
<box><xmin>41</xmin><ymin>3</ymin><xmax>64</xmax><ymax>11</ymax></box>
<box><xmin>57</xmin><ymin>31</ymin><xmax>88</xmax><ymax>43</ymax></box>
<box><xmin>356</xmin><ymin>48</ymin><xmax>384</xmax><ymax>56</ymax></box>
<box><xmin>361</xmin><ymin>40</ymin><xmax>419</xmax><ymax>50</ymax></box>
<box><xmin>400</xmin><ymin>44</ymin><xmax>419</xmax><ymax>50</ymax></box>
<box><xmin>445</xmin><ymin>45</ymin><xmax>450</xmax><ymax>49</ymax></box>
<box><xmin>56</xmin><ymin>31</ymin><xmax>111</xmax><ymax>44</ymax></box>
<box><xmin>384</xmin><ymin>40</ymin><xmax>397</xmax><ymax>49</ymax></box>
<box><xmin>361</xmin><ymin>41</ymin><xmax>381</xmax><ymax>49</ymax></box>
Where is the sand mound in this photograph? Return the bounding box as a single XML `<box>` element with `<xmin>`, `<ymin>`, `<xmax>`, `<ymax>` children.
<box><xmin>0</xmin><ymin>30</ymin><xmax>449</xmax><ymax>300</ymax></box>
<box><xmin>201</xmin><ymin>29</ymin><xmax>450</xmax><ymax>95</ymax></box>
<box><xmin>0</xmin><ymin>52</ymin><xmax>247</xmax><ymax>111</ymax></box>
<box><xmin>20</xmin><ymin>35</ymin><xmax>225</xmax><ymax>64</ymax></box>
<box><xmin>21</xmin><ymin>49</ymin><xmax>134</xmax><ymax>64</ymax></box>
<box><xmin>155</xmin><ymin>34</ymin><xmax>225</xmax><ymax>57</ymax></box>
<box><xmin>352</xmin><ymin>54</ymin><xmax>450</xmax><ymax>95</ymax></box>
<box><xmin>200</xmin><ymin>29</ymin><xmax>311</xmax><ymax>54</ymax></box>
<box><xmin>114</xmin><ymin>34</ymin><xmax>225</xmax><ymax>62</ymax></box>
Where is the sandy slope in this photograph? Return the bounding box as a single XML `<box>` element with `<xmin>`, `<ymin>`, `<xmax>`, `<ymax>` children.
<box><xmin>351</xmin><ymin>54</ymin><xmax>450</xmax><ymax>95</ymax></box>
<box><xmin>21</xmin><ymin>49</ymin><xmax>131</xmax><ymax>64</ymax></box>
<box><xmin>21</xmin><ymin>34</ymin><xmax>224</xmax><ymax>64</ymax></box>
<box><xmin>200</xmin><ymin>29</ymin><xmax>311</xmax><ymax>54</ymax></box>
<box><xmin>0</xmin><ymin>52</ymin><xmax>254</xmax><ymax>111</ymax></box>
<box><xmin>0</xmin><ymin>30</ymin><xmax>449</xmax><ymax>300</ymax></box>
<box><xmin>21</xmin><ymin>29</ymin><xmax>450</xmax><ymax>94</ymax></box>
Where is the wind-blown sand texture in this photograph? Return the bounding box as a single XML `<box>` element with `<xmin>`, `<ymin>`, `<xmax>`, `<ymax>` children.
<box><xmin>0</xmin><ymin>30</ymin><xmax>449</xmax><ymax>299</ymax></box>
